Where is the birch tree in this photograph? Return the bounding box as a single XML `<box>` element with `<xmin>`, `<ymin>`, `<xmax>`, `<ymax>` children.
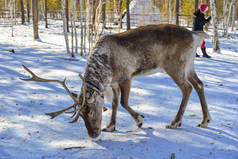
<box><xmin>70</xmin><ymin>0</ymin><xmax>77</xmax><ymax>57</ymax></box>
<box><xmin>20</xmin><ymin>0</ymin><xmax>25</xmax><ymax>24</ymax></box>
<box><xmin>32</xmin><ymin>0</ymin><xmax>39</xmax><ymax>39</ymax></box>
<box><xmin>5</xmin><ymin>0</ymin><xmax>8</xmax><ymax>8</ymax></box>
<box><xmin>79</xmin><ymin>0</ymin><xmax>84</xmax><ymax>56</ymax></box>
<box><xmin>83</xmin><ymin>1</ymin><xmax>87</xmax><ymax>54</ymax></box>
<box><xmin>206</xmin><ymin>0</ymin><xmax>210</xmax><ymax>16</ymax></box>
<box><xmin>231</xmin><ymin>0</ymin><xmax>237</xmax><ymax>31</ymax></box>
<box><xmin>210</xmin><ymin>0</ymin><xmax>220</xmax><ymax>52</ymax></box>
<box><xmin>27</xmin><ymin>0</ymin><xmax>30</xmax><ymax>22</ymax></box>
<box><xmin>44</xmin><ymin>0</ymin><xmax>48</xmax><ymax>28</ymax></box>
<box><xmin>65</xmin><ymin>0</ymin><xmax>69</xmax><ymax>32</ymax></box>
<box><xmin>224</xmin><ymin>0</ymin><xmax>232</xmax><ymax>37</ymax></box>
<box><xmin>73</xmin><ymin>0</ymin><xmax>78</xmax><ymax>55</ymax></box>
<box><xmin>9</xmin><ymin>0</ymin><xmax>14</xmax><ymax>37</ymax></box>
<box><xmin>119</xmin><ymin>0</ymin><xmax>123</xmax><ymax>28</ymax></box>
<box><xmin>126</xmin><ymin>0</ymin><xmax>130</xmax><ymax>30</ymax></box>
<box><xmin>94</xmin><ymin>0</ymin><xmax>104</xmax><ymax>41</ymax></box>
<box><xmin>102</xmin><ymin>0</ymin><xmax>106</xmax><ymax>28</ymax></box>
<box><xmin>62</xmin><ymin>0</ymin><xmax>70</xmax><ymax>54</ymax></box>
<box><xmin>70</xmin><ymin>2</ymin><xmax>75</xmax><ymax>57</ymax></box>
<box><xmin>14</xmin><ymin>0</ymin><xmax>16</xmax><ymax>24</ymax></box>
<box><xmin>86</xmin><ymin>0</ymin><xmax>92</xmax><ymax>53</ymax></box>
<box><xmin>195</xmin><ymin>0</ymin><xmax>199</xmax><ymax>10</ymax></box>
<box><xmin>92</xmin><ymin>0</ymin><xmax>97</xmax><ymax>27</ymax></box>
<box><xmin>223</xmin><ymin>0</ymin><xmax>227</xmax><ymax>20</ymax></box>
<box><xmin>175</xmin><ymin>0</ymin><xmax>179</xmax><ymax>25</ymax></box>
<box><xmin>168</xmin><ymin>0</ymin><xmax>172</xmax><ymax>23</ymax></box>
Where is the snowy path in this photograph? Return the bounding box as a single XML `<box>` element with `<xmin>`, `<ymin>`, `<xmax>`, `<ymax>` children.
<box><xmin>0</xmin><ymin>23</ymin><xmax>238</xmax><ymax>159</ymax></box>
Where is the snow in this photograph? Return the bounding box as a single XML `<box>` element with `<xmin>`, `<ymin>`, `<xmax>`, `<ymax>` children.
<box><xmin>0</xmin><ymin>21</ymin><xmax>238</xmax><ymax>159</ymax></box>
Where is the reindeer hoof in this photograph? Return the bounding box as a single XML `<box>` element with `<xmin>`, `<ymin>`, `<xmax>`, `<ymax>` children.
<box><xmin>197</xmin><ymin>122</ymin><xmax>208</xmax><ymax>128</ymax></box>
<box><xmin>197</xmin><ymin>119</ymin><xmax>211</xmax><ymax>128</ymax></box>
<box><xmin>136</xmin><ymin>115</ymin><xmax>144</xmax><ymax>128</ymax></box>
<box><xmin>102</xmin><ymin>124</ymin><xmax>116</xmax><ymax>132</ymax></box>
<box><xmin>166</xmin><ymin>121</ymin><xmax>182</xmax><ymax>129</ymax></box>
<box><xmin>197</xmin><ymin>114</ymin><xmax>212</xmax><ymax>128</ymax></box>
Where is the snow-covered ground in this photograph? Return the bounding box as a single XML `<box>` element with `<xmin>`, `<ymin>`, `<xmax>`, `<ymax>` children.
<box><xmin>0</xmin><ymin>21</ymin><xmax>238</xmax><ymax>159</ymax></box>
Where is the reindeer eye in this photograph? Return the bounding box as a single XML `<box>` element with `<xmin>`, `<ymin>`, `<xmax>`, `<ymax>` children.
<box><xmin>87</xmin><ymin>92</ymin><xmax>97</xmax><ymax>104</ymax></box>
<box><xmin>88</xmin><ymin>111</ymin><xmax>94</xmax><ymax>118</ymax></box>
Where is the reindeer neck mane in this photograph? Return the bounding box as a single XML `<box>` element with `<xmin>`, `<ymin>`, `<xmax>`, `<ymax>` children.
<box><xmin>84</xmin><ymin>41</ymin><xmax>112</xmax><ymax>94</ymax></box>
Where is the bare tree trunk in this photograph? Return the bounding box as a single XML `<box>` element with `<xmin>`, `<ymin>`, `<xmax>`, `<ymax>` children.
<box><xmin>210</xmin><ymin>0</ymin><xmax>220</xmax><ymax>52</ymax></box>
<box><xmin>83</xmin><ymin>18</ymin><xmax>86</xmax><ymax>54</ymax></box>
<box><xmin>168</xmin><ymin>0</ymin><xmax>172</xmax><ymax>23</ymax></box>
<box><xmin>223</xmin><ymin>0</ymin><xmax>231</xmax><ymax>37</ymax></box>
<box><xmin>13</xmin><ymin>0</ymin><xmax>16</xmax><ymax>25</ymax></box>
<box><xmin>119</xmin><ymin>0</ymin><xmax>123</xmax><ymax>28</ymax></box>
<box><xmin>9</xmin><ymin>0</ymin><xmax>14</xmax><ymax>37</ymax></box>
<box><xmin>20</xmin><ymin>0</ymin><xmax>25</xmax><ymax>24</ymax></box>
<box><xmin>223</xmin><ymin>0</ymin><xmax>227</xmax><ymax>19</ymax></box>
<box><xmin>86</xmin><ymin>0</ymin><xmax>92</xmax><ymax>54</ymax></box>
<box><xmin>70</xmin><ymin>0</ymin><xmax>77</xmax><ymax>57</ymax></box>
<box><xmin>73</xmin><ymin>0</ymin><xmax>78</xmax><ymax>55</ymax></box>
<box><xmin>92</xmin><ymin>0</ymin><xmax>97</xmax><ymax>26</ymax></box>
<box><xmin>44</xmin><ymin>0</ymin><xmax>48</xmax><ymax>28</ymax></box>
<box><xmin>102</xmin><ymin>0</ymin><xmax>106</xmax><ymax>28</ymax></box>
<box><xmin>235</xmin><ymin>21</ymin><xmax>238</xmax><ymax>35</ymax></box>
<box><xmin>5</xmin><ymin>0</ymin><xmax>9</xmax><ymax>8</ymax></box>
<box><xmin>70</xmin><ymin>2</ymin><xmax>75</xmax><ymax>57</ymax></box>
<box><xmin>175</xmin><ymin>0</ymin><xmax>179</xmax><ymax>25</ymax></box>
<box><xmin>80</xmin><ymin>0</ymin><xmax>84</xmax><ymax>56</ymax></box>
<box><xmin>83</xmin><ymin>1</ymin><xmax>87</xmax><ymax>54</ymax></box>
<box><xmin>114</xmin><ymin>0</ymin><xmax>117</xmax><ymax>14</ymax></box>
<box><xmin>195</xmin><ymin>0</ymin><xmax>199</xmax><ymax>10</ymax></box>
<box><xmin>222</xmin><ymin>0</ymin><xmax>227</xmax><ymax>32</ymax></box>
<box><xmin>224</xmin><ymin>0</ymin><xmax>232</xmax><ymax>37</ymax></box>
<box><xmin>27</xmin><ymin>0</ymin><xmax>30</xmax><ymax>23</ymax></box>
<box><xmin>126</xmin><ymin>0</ymin><xmax>130</xmax><ymax>30</ymax></box>
<box><xmin>32</xmin><ymin>0</ymin><xmax>39</xmax><ymax>40</ymax></box>
<box><xmin>94</xmin><ymin>0</ymin><xmax>104</xmax><ymax>40</ymax></box>
<box><xmin>206</xmin><ymin>0</ymin><xmax>210</xmax><ymax>16</ymax></box>
<box><xmin>62</xmin><ymin>0</ymin><xmax>70</xmax><ymax>54</ymax></box>
<box><xmin>231</xmin><ymin>0</ymin><xmax>236</xmax><ymax>31</ymax></box>
<box><xmin>65</xmin><ymin>0</ymin><xmax>69</xmax><ymax>32</ymax></box>
<box><xmin>204</xmin><ymin>0</ymin><xmax>210</xmax><ymax>31</ymax></box>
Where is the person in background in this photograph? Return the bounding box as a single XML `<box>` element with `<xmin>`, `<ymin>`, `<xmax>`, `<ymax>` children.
<box><xmin>193</xmin><ymin>4</ymin><xmax>211</xmax><ymax>58</ymax></box>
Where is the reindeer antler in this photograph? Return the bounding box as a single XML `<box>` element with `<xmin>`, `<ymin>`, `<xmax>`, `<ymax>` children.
<box><xmin>64</xmin><ymin>74</ymin><xmax>87</xmax><ymax>123</ymax></box>
<box><xmin>20</xmin><ymin>65</ymin><xmax>86</xmax><ymax>123</ymax></box>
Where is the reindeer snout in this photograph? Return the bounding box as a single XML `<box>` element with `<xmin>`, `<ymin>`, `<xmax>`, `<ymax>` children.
<box><xmin>88</xmin><ymin>129</ymin><xmax>101</xmax><ymax>138</ymax></box>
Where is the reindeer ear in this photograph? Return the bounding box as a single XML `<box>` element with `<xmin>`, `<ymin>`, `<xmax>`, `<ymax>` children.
<box><xmin>88</xmin><ymin>92</ymin><xmax>97</xmax><ymax>104</ymax></box>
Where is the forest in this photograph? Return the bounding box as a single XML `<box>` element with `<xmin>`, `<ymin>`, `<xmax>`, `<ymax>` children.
<box><xmin>1</xmin><ymin>0</ymin><xmax>237</xmax><ymax>57</ymax></box>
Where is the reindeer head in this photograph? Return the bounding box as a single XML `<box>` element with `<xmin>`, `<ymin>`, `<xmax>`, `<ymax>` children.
<box><xmin>77</xmin><ymin>81</ymin><xmax>104</xmax><ymax>138</ymax></box>
<box><xmin>21</xmin><ymin>65</ymin><xmax>104</xmax><ymax>138</ymax></box>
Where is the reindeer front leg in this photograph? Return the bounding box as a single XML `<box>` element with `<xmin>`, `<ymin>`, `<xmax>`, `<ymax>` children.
<box><xmin>103</xmin><ymin>84</ymin><xmax>120</xmax><ymax>132</ymax></box>
<box><xmin>166</xmin><ymin>80</ymin><xmax>192</xmax><ymax>129</ymax></box>
<box><xmin>119</xmin><ymin>79</ymin><xmax>144</xmax><ymax>128</ymax></box>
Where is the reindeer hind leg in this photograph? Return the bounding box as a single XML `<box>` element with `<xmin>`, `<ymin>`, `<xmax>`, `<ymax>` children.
<box><xmin>119</xmin><ymin>79</ymin><xmax>144</xmax><ymax>128</ymax></box>
<box><xmin>188</xmin><ymin>71</ymin><xmax>211</xmax><ymax>128</ymax></box>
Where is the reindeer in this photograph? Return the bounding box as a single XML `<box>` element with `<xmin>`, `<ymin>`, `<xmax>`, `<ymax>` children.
<box><xmin>21</xmin><ymin>24</ymin><xmax>211</xmax><ymax>138</ymax></box>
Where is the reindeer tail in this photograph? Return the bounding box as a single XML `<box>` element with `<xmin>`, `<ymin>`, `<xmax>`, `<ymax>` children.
<box><xmin>192</xmin><ymin>31</ymin><xmax>210</xmax><ymax>48</ymax></box>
